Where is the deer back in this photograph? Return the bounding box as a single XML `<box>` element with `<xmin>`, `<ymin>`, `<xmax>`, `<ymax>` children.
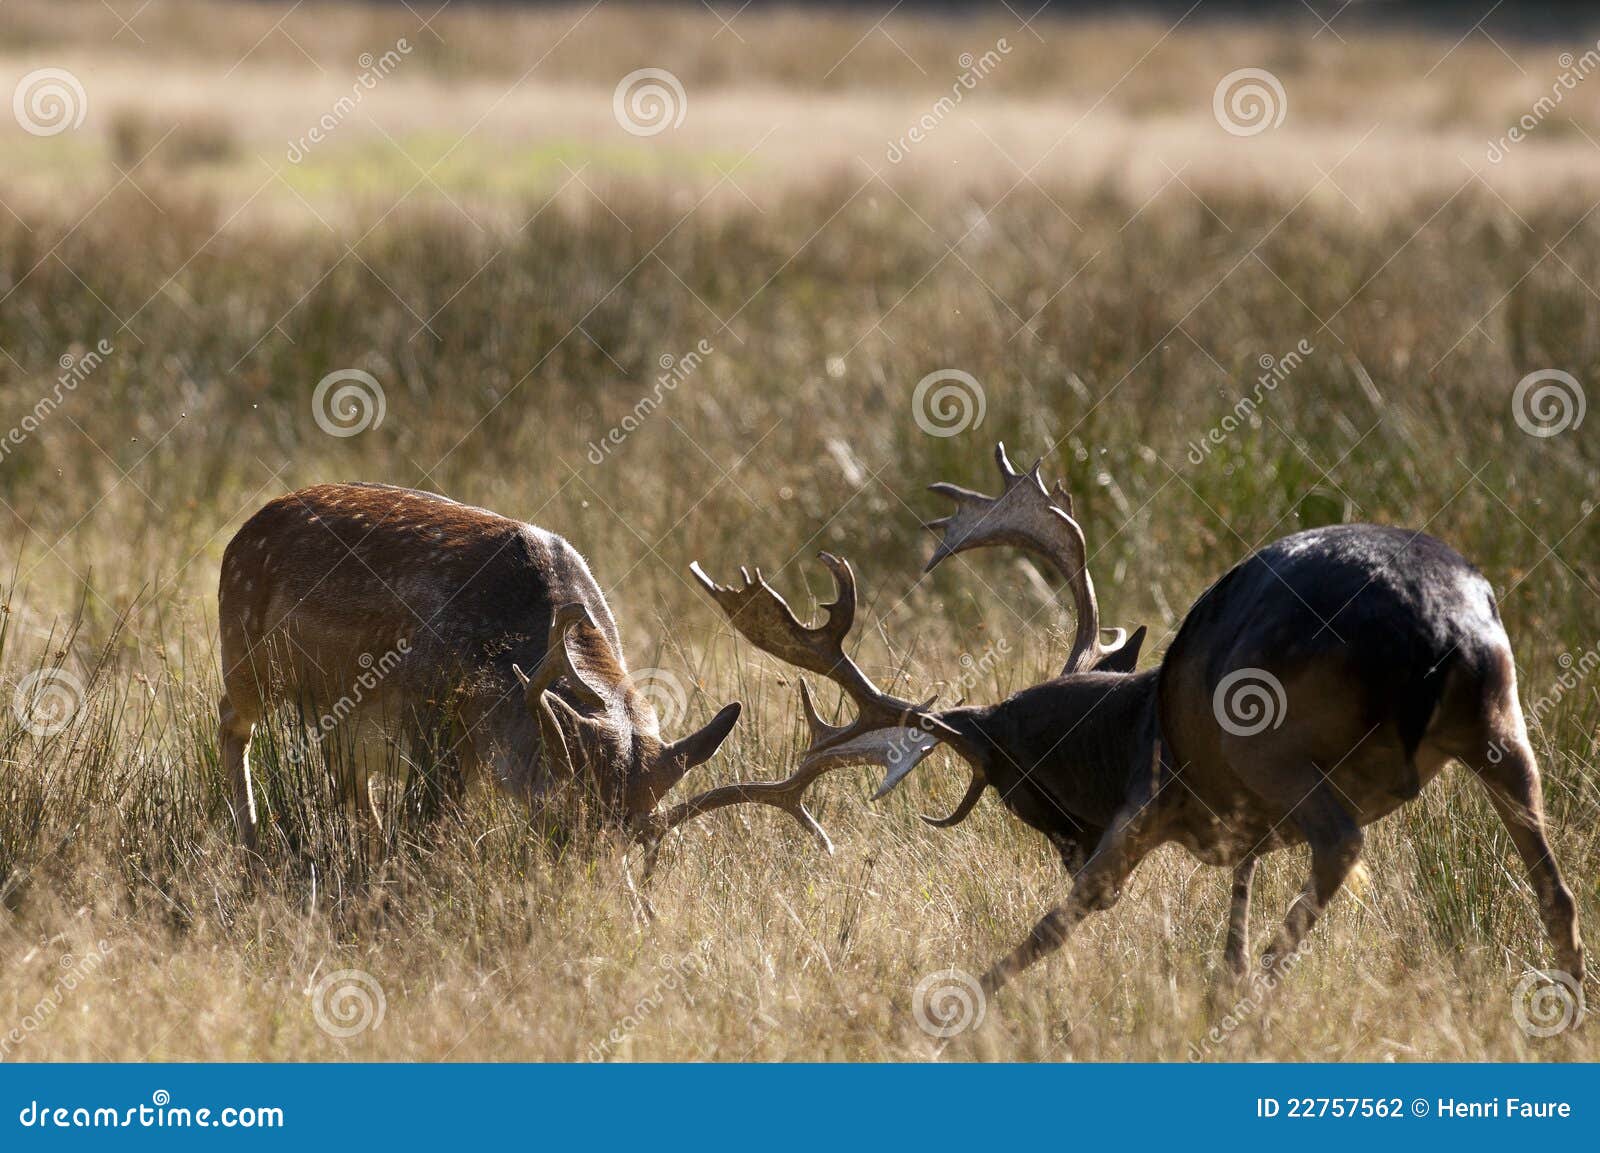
<box><xmin>1158</xmin><ymin>523</ymin><xmax>1507</xmax><ymax>808</ymax></box>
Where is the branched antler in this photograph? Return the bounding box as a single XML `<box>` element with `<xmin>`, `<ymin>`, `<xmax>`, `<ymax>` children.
<box><xmin>925</xmin><ymin>442</ymin><xmax>1135</xmax><ymax>675</ymax></box>
<box><xmin>512</xmin><ymin>603</ymin><xmax>606</xmax><ymax>777</ymax></box>
<box><xmin>646</xmin><ymin>553</ymin><xmax>958</xmax><ymax>855</ymax></box>
<box><xmin>641</xmin><ymin>445</ymin><xmax>1146</xmax><ymax>865</ymax></box>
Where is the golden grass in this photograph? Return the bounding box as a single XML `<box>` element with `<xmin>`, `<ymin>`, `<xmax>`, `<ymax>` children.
<box><xmin>0</xmin><ymin>0</ymin><xmax>1596</xmax><ymax>1061</ymax></box>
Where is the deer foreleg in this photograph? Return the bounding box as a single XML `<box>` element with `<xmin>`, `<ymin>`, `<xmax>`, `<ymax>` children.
<box><xmin>981</xmin><ymin>804</ymin><xmax>1157</xmax><ymax>995</ymax></box>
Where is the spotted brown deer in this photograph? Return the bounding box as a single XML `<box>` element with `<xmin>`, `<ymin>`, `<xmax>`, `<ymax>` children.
<box><xmin>218</xmin><ymin>483</ymin><xmax>742</xmax><ymax>854</ymax></box>
<box><xmin>655</xmin><ymin>445</ymin><xmax>1584</xmax><ymax>996</ymax></box>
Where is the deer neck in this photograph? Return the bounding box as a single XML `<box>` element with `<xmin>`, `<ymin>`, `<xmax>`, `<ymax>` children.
<box><xmin>968</xmin><ymin>668</ymin><xmax>1161</xmax><ymax>833</ymax></box>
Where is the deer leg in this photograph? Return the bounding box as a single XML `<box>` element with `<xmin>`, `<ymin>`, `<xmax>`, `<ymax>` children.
<box><xmin>363</xmin><ymin>776</ymin><xmax>386</xmax><ymax>857</ymax></box>
<box><xmin>1048</xmin><ymin>831</ymin><xmax>1090</xmax><ymax>876</ymax></box>
<box><xmin>220</xmin><ymin>695</ymin><xmax>261</xmax><ymax>858</ymax></box>
<box><xmin>1466</xmin><ymin>738</ymin><xmax>1583</xmax><ymax>981</ymax></box>
<box><xmin>1223</xmin><ymin>855</ymin><xmax>1258</xmax><ymax>978</ymax></box>
<box><xmin>1260</xmin><ymin>785</ymin><xmax>1362</xmax><ymax>974</ymax></box>
<box><xmin>981</xmin><ymin>803</ymin><xmax>1159</xmax><ymax>995</ymax></box>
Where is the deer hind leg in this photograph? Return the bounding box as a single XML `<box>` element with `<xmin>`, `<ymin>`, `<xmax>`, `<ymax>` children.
<box><xmin>348</xmin><ymin>723</ymin><xmax>397</xmax><ymax>867</ymax></box>
<box><xmin>1261</xmin><ymin>784</ymin><xmax>1363</xmax><ymax>974</ymax></box>
<box><xmin>1464</xmin><ymin>735</ymin><xmax>1583</xmax><ymax>981</ymax></box>
<box><xmin>1223</xmin><ymin>855</ymin><xmax>1258</xmax><ymax>978</ymax></box>
<box><xmin>220</xmin><ymin>695</ymin><xmax>260</xmax><ymax>857</ymax></box>
<box><xmin>981</xmin><ymin>803</ymin><xmax>1160</xmax><ymax>995</ymax></box>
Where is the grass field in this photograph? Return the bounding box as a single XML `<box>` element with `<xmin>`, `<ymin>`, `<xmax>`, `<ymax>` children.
<box><xmin>0</xmin><ymin>0</ymin><xmax>1596</xmax><ymax>1061</ymax></box>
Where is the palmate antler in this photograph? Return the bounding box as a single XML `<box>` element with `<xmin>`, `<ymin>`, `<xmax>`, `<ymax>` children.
<box><xmin>646</xmin><ymin>445</ymin><xmax>1140</xmax><ymax>858</ymax></box>
<box><xmin>926</xmin><ymin>443</ymin><xmax>1141</xmax><ymax>675</ymax></box>
<box><xmin>647</xmin><ymin>553</ymin><xmax>968</xmax><ymax>855</ymax></box>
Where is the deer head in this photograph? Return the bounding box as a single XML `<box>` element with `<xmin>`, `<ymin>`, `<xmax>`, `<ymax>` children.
<box><xmin>514</xmin><ymin>602</ymin><xmax>742</xmax><ymax>827</ymax></box>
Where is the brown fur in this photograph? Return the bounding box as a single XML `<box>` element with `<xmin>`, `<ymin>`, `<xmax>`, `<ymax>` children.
<box><xmin>218</xmin><ymin>483</ymin><xmax>740</xmax><ymax>855</ymax></box>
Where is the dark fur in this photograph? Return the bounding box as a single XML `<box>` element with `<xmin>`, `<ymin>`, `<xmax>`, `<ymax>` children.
<box><xmin>937</xmin><ymin>524</ymin><xmax>1582</xmax><ymax>992</ymax></box>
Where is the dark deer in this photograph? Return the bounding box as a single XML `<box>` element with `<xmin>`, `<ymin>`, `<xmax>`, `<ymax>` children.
<box><xmin>219</xmin><ymin>483</ymin><xmax>742</xmax><ymax>855</ymax></box>
<box><xmin>654</xmin><ymin>445</ymin><xmax>1584</xmax><ymax>997</ymax></box>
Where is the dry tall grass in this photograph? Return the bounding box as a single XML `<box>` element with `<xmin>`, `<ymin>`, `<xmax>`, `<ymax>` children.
<box><xmin>0</xmin><ymin>1</ymin><xmax>1596</xmax><ymax>1061</ymax></box>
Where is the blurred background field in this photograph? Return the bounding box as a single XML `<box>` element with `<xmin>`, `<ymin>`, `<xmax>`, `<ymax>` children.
<box><xmin>0</xmin><ymin>0</ymin><xmax>1596</xmax><ymax>1061</ymax></box>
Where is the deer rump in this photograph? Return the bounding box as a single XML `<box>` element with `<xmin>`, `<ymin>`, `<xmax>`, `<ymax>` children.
<box><xmin>656</xmin><ymin>444</ymin><xmax>1582</xmax><ymax>996</ymax></box>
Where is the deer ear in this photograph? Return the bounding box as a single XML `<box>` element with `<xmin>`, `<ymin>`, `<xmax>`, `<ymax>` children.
<box><xmin>1091</xmin><ymin>624</ymin><xmax>1147</xmax><ymax>673</ymax></box>
<box><xmin>662</xmin><ymin>702</ymin><xmax>742</xmax><ymax>770</ymax></box>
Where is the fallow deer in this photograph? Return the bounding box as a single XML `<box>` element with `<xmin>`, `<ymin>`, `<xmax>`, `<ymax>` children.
<box><xmin>218</xmin><ymin>482</ymin><xmax>742</xmax><ymax>854</ymax></box>
<box><xmin>653</xmin><ymin>445</ymin><xmax>1584</xmax><ymax>997</ymax></box>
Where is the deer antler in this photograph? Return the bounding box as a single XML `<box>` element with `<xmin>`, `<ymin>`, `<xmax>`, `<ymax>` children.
<box><xmin>645</xmin><ymin>553</ymin><xmax>964</xmax><ymax>855</ymax></box>
<box><xmin>512</xmin><ymin>602</ymin><xmax>607</xmax><ymax>778</ymax></box>
<box><xmin>925</xmin><ymin>442</ymin><xmax>1133</xmax><ymax>675</ymax></box>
